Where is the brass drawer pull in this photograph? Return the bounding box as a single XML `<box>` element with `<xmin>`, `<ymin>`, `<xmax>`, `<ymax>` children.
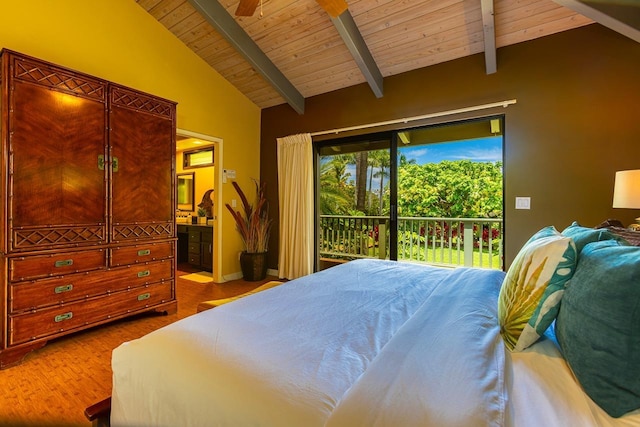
<box><xmin>54</xmin><ymin>259</ymin><xmax>74</xmax><ymax>268</ymax></box>
<box><xmin>137</xmin><ymin>270</ymin><xmax>150</xmax><ymax>278</ymax></box>
<box><xmin>137</xmin><ymin>293</ymin><xmax>151</xmax><ymax>301</ymax></box>
<box><xmin>137</xmin><ymin>249</ymin><xmax>151</xmax><ymax>256</ymax></box>
<box><xmin>54</xmin><ymin>284</ymin><xmax>73</xmax><ymax>294</ymax></box>
<box><xmin>112</xmin><ymin>156</ymin><xmax>119</xmax><ymax>172</ymax></box>
<box><xmin>54</xmin><ymin>312</ymin><xmax>73</xmax><ymax>322</ymax></box>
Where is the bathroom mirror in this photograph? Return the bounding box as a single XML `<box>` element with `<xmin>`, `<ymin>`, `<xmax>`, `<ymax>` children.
<box><xmin>177</xmin><ymin>172</ymin><xmax>195</xmax><ymax>212</ymax></box>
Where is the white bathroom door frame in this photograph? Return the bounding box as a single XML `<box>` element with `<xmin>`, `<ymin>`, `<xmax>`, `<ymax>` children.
<box><xmin>177</xmin><ymin>128</ymin><xmax>224</xmax><ymax>283</ymax></box>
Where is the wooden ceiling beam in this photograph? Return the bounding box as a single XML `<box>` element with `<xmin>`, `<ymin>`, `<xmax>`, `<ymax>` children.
<box><xmin>317</xmin><ymin>0</ymin><xmax>349</xmax><ymax>19</ymax></box>
<box><xmin>235</xmin><ymin>0</ymin><xmax>260</xmax><ymax>17</ymax></box>
<box><xmin>186</xmin><ymin>0</ymin><xmax>305</xmax><ymax>114</ymax></box>
<box><xmin>553</xmin><ymin>0</ymin><xmax>640</xmax><ymax>43</ymax></box>
<box><xmin>331</xmin><ymin>10</ymin><xmax>384</xmax><ymax>98</ymax></box>
<box><xmin>481</xmin><ymin>0</ymin><xmax>497</xmax><ymax>74</ymax></box>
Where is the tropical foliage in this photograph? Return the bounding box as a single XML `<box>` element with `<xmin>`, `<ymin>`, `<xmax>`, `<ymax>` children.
<box><xmin>319</xmin><ymin>152</ymin><xmax>503</xmax><ymax>218</ymax></box>
<box><xmin>319</xmin><ymin>154</ymin><xmax>354</xmax><ymax>215</ymax></box>
<box><xmin>318</xmin><ymin>149</ymin><xmax>503</xmax><ymax>268</ymax></box>
<box><xmin>398</xmin><ymin>160</ymin><xmax>502</xmax><ymax>218</ymax></box>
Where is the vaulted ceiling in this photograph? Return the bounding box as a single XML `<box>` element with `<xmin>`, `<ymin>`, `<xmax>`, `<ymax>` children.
<box><xmin>136</xmin><ymin>0</ymin><xmax>640</xmax><ymax>114</ymax></box>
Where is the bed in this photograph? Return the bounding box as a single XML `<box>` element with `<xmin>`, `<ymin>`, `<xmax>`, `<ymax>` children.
<box><xmin>110</xmin><ymin>224</ymin><xmax>640</xmax><ymax>427</ymax></box>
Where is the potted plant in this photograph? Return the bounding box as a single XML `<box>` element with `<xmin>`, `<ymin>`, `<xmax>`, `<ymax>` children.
<box><xmin>197</xmin><ymin>207</ymin><xmax>207</xmax><ymax>224</ymax></box>
<box><xmin>225</xmin><ymin>179</ymin><xmax>272</xmax><ymax>281</ymax></box>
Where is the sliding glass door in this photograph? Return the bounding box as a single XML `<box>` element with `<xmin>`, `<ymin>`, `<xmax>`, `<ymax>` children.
<box><xmin>395</xmin><ymin>120</ymin><xmax>504</xmax><ymax>269</ymax></box>
<box><xmin>316</xmin><ymin>134</ymin><xmax>395</xmax><ymax>268</ymax></box>
<box><xmin>315</xmin><ymin>116</ymin><xmax>504</xmax><ymax>270</ymax></box>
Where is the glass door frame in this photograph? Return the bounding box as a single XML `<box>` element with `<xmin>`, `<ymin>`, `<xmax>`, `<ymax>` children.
<box><xmin>313</xmin><ymin>115</ymin><xmax>504</xmax><ymax>272</ymax></box>
<box><xmin>313</xmin><ymin>131</ymin><xmax>397</xmax><ymax>269</ymax></box>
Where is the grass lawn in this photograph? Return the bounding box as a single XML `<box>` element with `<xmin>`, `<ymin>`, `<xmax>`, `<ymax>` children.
<box><xmin>397</xmin><ymin>245</ymin><xmax>502</xmax><ymax>269</ymax></box>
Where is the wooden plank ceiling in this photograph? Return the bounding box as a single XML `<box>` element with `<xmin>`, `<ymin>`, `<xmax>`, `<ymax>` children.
<box><xmin>136</xmin><ymin>0</ymin><xmax>597</xmax><ymax>113</ymax></box>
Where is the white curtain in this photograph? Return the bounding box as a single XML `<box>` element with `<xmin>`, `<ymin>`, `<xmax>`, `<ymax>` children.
<box><xmin>277</xmin><ymin>133</ymin><xmax>314</xmax><ymax>280</ymax></box>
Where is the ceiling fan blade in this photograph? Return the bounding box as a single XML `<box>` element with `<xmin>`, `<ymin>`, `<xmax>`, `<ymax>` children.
<box><xmin>235</xmin><ymin>0</ymin><xmax>260</xmax><ymax>16</ymax></box>
<box><xmin>316</xmin><ymin>0</ymin><xmax>348</xmax><ymax>18</ymax></box>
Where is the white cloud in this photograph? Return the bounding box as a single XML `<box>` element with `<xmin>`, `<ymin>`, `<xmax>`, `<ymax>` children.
<box><xmin>449</xmin><ymin>147</ymin><xmax>502</xmax><ymax>162</ymax></box>
<box><xmin>403</xmin><ymin>147</ymin><xmax>429</xmax><ymax>157</ymax></box>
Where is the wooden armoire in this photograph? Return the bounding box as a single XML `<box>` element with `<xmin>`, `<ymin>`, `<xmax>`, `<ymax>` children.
<box><xmin>0</xmin><ymin>49</ymin><xmax>177</xmax><ymax>368</ymax></box>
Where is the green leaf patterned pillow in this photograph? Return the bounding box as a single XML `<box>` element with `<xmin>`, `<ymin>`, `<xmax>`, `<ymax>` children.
<box><xmin>498</xmin><ymin>226</ymin><xmax>577</xmax><ymax>351</ymax></box>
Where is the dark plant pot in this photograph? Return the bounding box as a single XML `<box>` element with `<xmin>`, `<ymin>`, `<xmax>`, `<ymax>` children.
<box><xmin>239</xmin><ymin>251</ymin><xmax>268</xmax><ymax>281</ymax></box>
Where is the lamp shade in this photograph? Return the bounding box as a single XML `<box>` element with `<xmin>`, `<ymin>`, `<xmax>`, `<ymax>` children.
<box><xmin>613</xmin><ymin>170</ymin><xmax>640</xmax><ymax>209</ymax></box>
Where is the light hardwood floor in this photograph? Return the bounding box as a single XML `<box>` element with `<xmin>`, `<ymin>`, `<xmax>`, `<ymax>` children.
<box><xmin>0</xmin><ymin>267</ymin><xmax>274</xmax><ymax>426</ymax></box>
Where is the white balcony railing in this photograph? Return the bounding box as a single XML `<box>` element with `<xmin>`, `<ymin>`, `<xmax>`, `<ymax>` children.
<box><xmin>319</xmin><ymin>215</ymin><xmax>503</xmax><ymax>270</ymax></box>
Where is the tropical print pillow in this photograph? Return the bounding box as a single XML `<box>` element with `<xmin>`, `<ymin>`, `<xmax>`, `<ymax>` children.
<box><xmin>498</xmin><ymin>226</ymin><xmax>577</xmax><ymax>351</ymax></box>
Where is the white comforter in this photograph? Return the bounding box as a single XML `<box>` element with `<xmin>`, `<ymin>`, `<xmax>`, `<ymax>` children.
<box><xmin>326</xmin><ymin>267</ymin><xmax>507</xmax><ymax>427</ymax></box>
<box><xmin>110</xmin><ymin>259</ymin><xmax>640</xmax><ymax>427</ymax></box>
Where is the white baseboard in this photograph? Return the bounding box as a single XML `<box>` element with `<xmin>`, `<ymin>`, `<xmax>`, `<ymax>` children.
<box><xmin>267</xmin><ymin>268</ymin><xmax>279</xmax><ymax>277</ymax></box>
<box><xmin>222</xmin><ymin>271</ymin><xmax>243</xmax><ymax>282</ymax></box>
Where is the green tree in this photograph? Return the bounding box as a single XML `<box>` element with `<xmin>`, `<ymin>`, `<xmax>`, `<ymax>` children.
<box><xmin>399</xmin><ymin>153</ymin><xmax>416</xmax><ymax>167</ymax></box>
<box><xmin>319</xmin><ymin>155</ymin><xmax>353</xmax><ymax>214</ymax></box>
<box><xmin>371</xmin><ymin>150</ymin><xmax>390</xmax><ymax>214</ymax></box>
<box><xmin>354</xmin><ymin>151</ymin><xmax>369</xmax><ymax>213</ymax></box>
<box><xmin>320</xmin><ymin>154</ymin><xmax>502</xmax><ymax>220</ymax></box>
<box><xmin>397</xmin><ymin>160</ymin><xmax>502</xmax><ymax>218</ymax></box>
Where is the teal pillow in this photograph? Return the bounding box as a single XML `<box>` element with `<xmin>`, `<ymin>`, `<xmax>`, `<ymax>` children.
<box><xmin>498</xmin><ymin>226</ymin><xmax>577</xmax><ymax>351</ymax></box>
<box><xmin>556</xmin><ymin>240</ymin><xmax>640</xmax><ymax>417</ymax></box>
<box><xmin>561</xmin><ymin>221</ymin><xmax>625</xmax><ymax>253</ymax></box>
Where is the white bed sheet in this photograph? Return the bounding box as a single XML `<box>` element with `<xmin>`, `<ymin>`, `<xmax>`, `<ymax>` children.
<box><xmin>507</xmin><ymin>329</ymin><xmax>640</xmax><ymax>427</ymax></box>
<box><xmin>111</xmin><ymin>260</ymin><xmax>455</xmax><ymax>427</ymax></box>
<box><xmin>325</xmin><ymin>267</ymin><xmax>507</xmax><ymax>427</ymax></box>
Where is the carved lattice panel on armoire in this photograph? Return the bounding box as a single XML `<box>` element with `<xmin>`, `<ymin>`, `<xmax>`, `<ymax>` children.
<box><xmin>8</xmin><ymin>55</ymin><xmax>108</xmax><ymax>251</ymax></box>
<box><xmin>109</xmin><ymin>85</ymin><xmax>176</xmax><ymax>244</ymax></box>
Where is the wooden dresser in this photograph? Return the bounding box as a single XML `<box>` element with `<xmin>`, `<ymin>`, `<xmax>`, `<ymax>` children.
<box><xmin>0</xmin><ymin>49</ymin><xmax>177</xmax><ymax>368</ymax></box>
<box><xmin>178</xmin><ymin>224</ymin><xmax>213</xmax><ymax>272</ymax></box>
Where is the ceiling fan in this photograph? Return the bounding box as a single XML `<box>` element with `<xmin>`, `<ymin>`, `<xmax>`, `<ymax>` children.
<box><xmin>235</xmin><ymin>0</ymin><xmax>348</xmax><ymax>18</ymax></box>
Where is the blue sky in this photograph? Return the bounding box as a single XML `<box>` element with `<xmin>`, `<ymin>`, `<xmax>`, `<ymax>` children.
<box><xmin>399</xmin><ymin>136</ymin><xmax>502</xmax><ymax>164</ymax></box>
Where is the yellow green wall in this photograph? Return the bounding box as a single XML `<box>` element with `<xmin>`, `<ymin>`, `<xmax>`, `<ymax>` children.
<box><xmin>0</xmin><ymin>0</ymin><xmax>261</xmax><ymax>279</ymax></box>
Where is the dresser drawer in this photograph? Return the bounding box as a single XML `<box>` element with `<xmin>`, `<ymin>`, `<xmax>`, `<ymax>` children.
<box><xmin>110</xmin><ymin>241</ymin><xmax>174</xmax><ymax>267</ymax></box>
<box><xmin>9</xmin><ymin>281</ymin><xmax>173</xmax><ymax>345</ymax></box>
<box><xmin>188</xmin><ymin>230</ymin><xmax>201</xmax><ymax>242</ymax></box>
<box><xmin>9</xmin><ymin>249</ymin><xmax>106</xmax><ymax>282</ymax></box>
<box><xmin>188</xmin><ymin>253</ymin><xmax>201</xmax><ymax>265</ymax></box>
<box><xmin>9</xmin><ymin>259</ymin><xmax>173</xmax><ymax>312</ymax></box>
